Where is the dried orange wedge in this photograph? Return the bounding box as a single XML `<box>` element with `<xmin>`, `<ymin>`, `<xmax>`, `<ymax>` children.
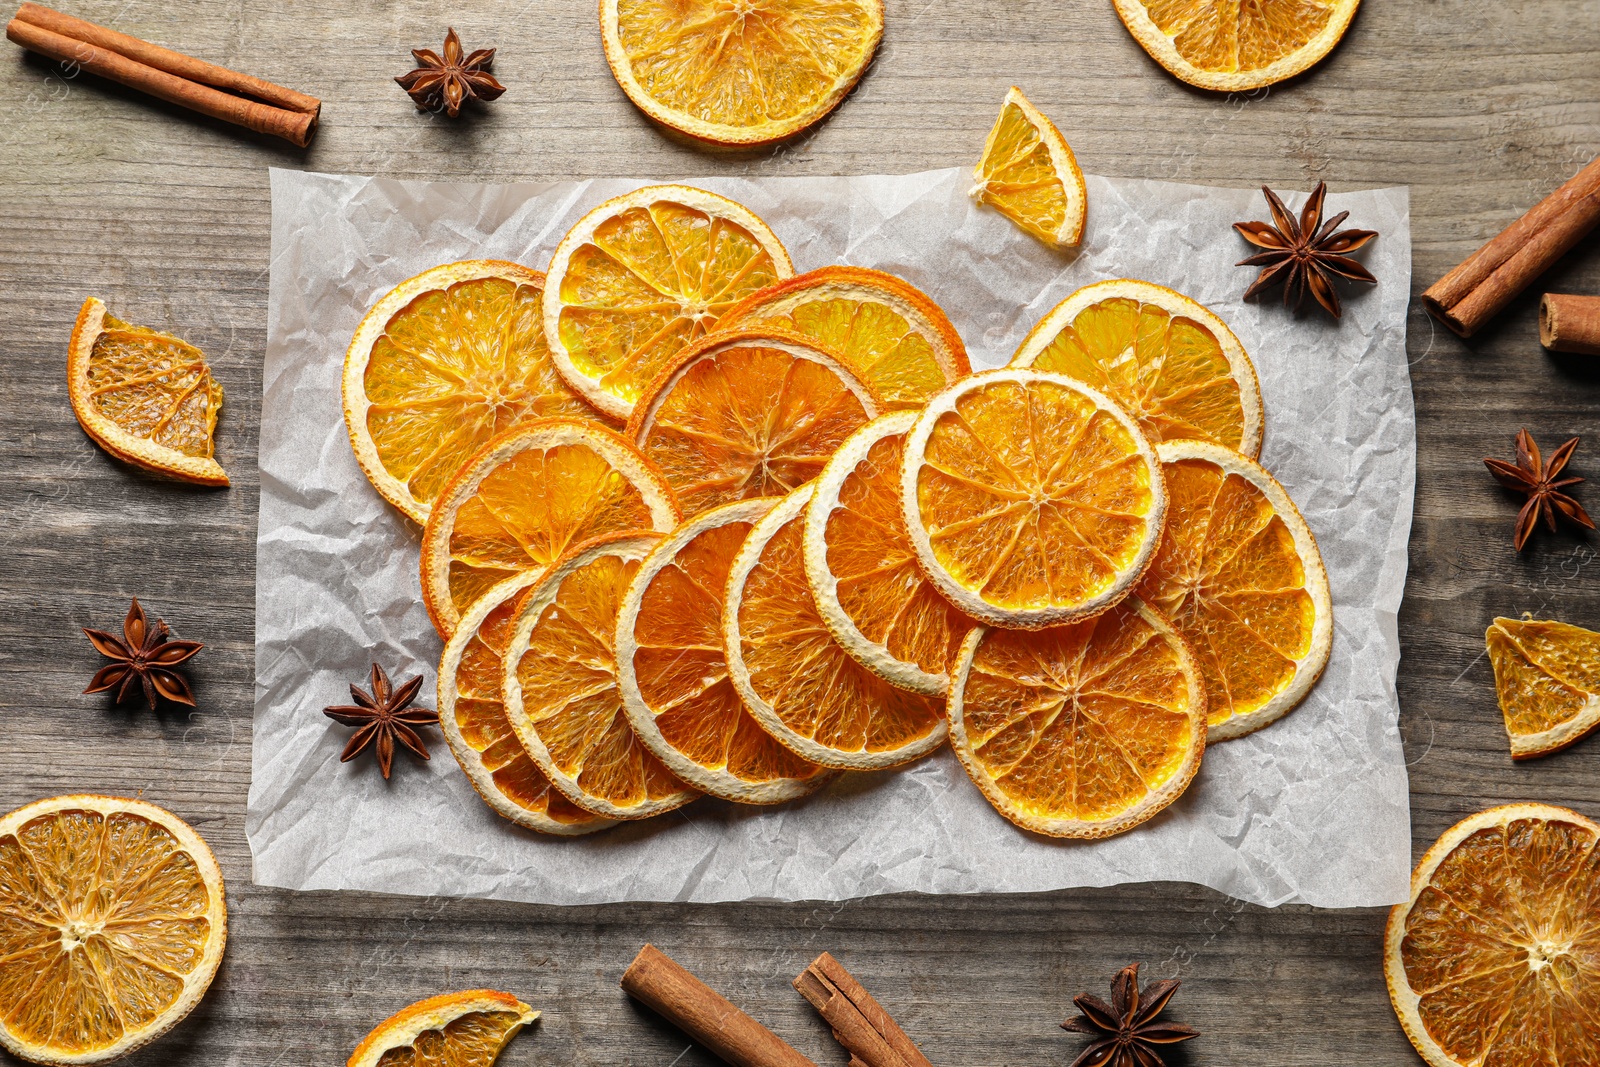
<box><xmin>616</xmin><ymin>498</ymin><xmax>834</xmax><ymax>803</ymax></box>
<box><xmin>543</xmin><ymin>186</ymin><xmax>794</xmax><ymax>419</ymax></box>
<box><xmin>725</xmin><ymin>485</ymin><xmax>947</xmax><ymax>770</ymax></box>
<box><xmin>0</xmin><ymin>795</ymin><xmax>227</xmax><ymax>1066</ymax></box>
<box><xmin>716</xmin><ymin>267</ymin><xmax>971</xmax><ymax>409</ymax></box>
<box><xmin>901</xmin><ymin>369</ymin><xmax>1166</xmax><ymax>629</ymax></box>
<box><xmin>970</xmin><ymin>87</ymin><xmax>1087</xmax><ymax>249</ymax></box>
<box><xmin>599</xmin><ymin>0</ymin><xmax>883</xmax><ymax>148</ymax></box>
<box><xmin>628</xmin><ymin>328</ymin><xmax>880</xmax><ymax>519</ymax></box>
<box><xmin>343</xmin><ymin>261</ymin><xmax>602</xmax><ymax>525</ymax></box>
<box><xmin>1112</xmin><ymin>0</ymin><xmax>1361</xmax><ymax>92</ymax></box>
<box><xmin>420</xmin><ymin>418</ymin><xmax>680</xmax><ymax>637</ymax></box>
<box><xmin>1486</xmin><ymin>616</ymin><xmax>1600</xmax><ymax>759</ymax></box>
<box><xmin>1009</xmin><ymin>279</ymin><xmax>1263</xmax><ymax>458</ymax></box>
<box><xmin>66</xmin><ymin>297</ymin><xmax>228</xmax><ymax>487</ymax></box>
<box><xmin>1385</xmin><ymin>803</ymin><xmax>1600</xmax><ymax>1067</ymax></box>
<box><xmin>1136</xmin><ymin>441</ymin><xmax>1331</xmax><ymax>741</ymax></box>
<box><xmin>348</xmin><ymin>990</ymin><xmax>537</xmax><ymax>1067</ymax></box>
<box><xmin>948</xmin><ymin>599</ymin><xmax>1206</xmax><ymax>838</ymax></box>
<box><xmin>502</xmin><ymin>533</ymin><xmax>698</xmax><ymax>819</ymax></box>
<box><xmin>804</xmin><ymin>411</ymin><xmax>972</xmax><ymax>696</ymax></box>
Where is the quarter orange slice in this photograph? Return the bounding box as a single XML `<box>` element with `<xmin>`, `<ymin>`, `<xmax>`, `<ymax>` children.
<box><xmin>627</xmin><ymin>328</ymin><xmax>880</xmax><ymax>518</ymax></box>
<box><xmin>716</xmin><ymin>266</ymin><xmax>971</xmax><ymax>409</ymax></box>
<box><xmin>970</xmin><ymin>87</ymin><xmax>1087</xmax><ymax>249</ymax></box>
<box><xmin>947</xmin><ymin>599</ymin><xmax>1206</xmax><ymax>838</ymax></box>
<box><xmin>901</xmin><ymin>369</ymin><xmax>1166</xmax><ymax>629</ymax></box>
<box><xmin>66</xmin><ymin>297</ymin><xmax>228</xmax><ymax>487</ymax></box>
<box><xmin>501</xmin><ymin>533</ymin><xmax>698</xmax><ymax>819</ymax></box>
<box><xmin>1112</xmin><ymin>0</ymin><xmax>1361</xmax><ymax>92</ymax></box>
<box><xmin>1009</xmin><ymin>279</ymin><xmax>1263</xmax><ymax>458</ymax></box>
<box><xmin>0</xmin><ymin>795</ymin><xmax>227</xmax><ymax>1066</ymax></box>
<box><xmin>543</xmin><ymin>186</ymin><xmax>794</xmax><ymax>419</ymax></box>
<box><xmin>1485</xmin><ymin>616</ymin><xmax>1600</xmax><ymax>759</ymax></box>
<box><xmin>420</xmin><ymin>418</ymin><xmax>680</xmax><ymax>637</ymax></box>
<box><xmin>1136</xmin><ymin>441</ymin><xmax>1331</xmax><ymax>741</ymax></box>
<box><xmin>347</xmin><ymin>990</ymin><xmax>537</xmax><ymax>1067</ymax></box>
<box><xmin>1385</xmin><ymin>803</ymin><xmax>1600</xmax><ymax>1067</ymax></box>
<box><xmin>616</xmin><ymin>498</ymin><xmax>833</xmax><ymax>803</ymax></box>
<box><xmin>725</xmin><ymin>485</ymin><xmax>947</xmax><ymax>770</ymax></box>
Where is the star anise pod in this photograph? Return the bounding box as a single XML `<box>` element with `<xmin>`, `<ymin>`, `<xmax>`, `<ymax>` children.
<box><xmin>395</xmin><ymin>27</ymin><xmax>505</xmax><ymax>118</ymax></box>
<box><xmin>82</xmin><ymin>598</ymin><xmax>203</xmax><ymax>712</ymax></box>
<box><xmin>1484</xmin><ymin>429</ymin><xmax>1595</xmax><ymax>551</ymax></box>
<box><xmin>324</xmin><ymin>663</ymin><xmax>439</xmax><ymax>779</ymax></box>
<box><xmin>1061</xmin><ymin>962</ymin><xmax>1199</xmax><ymax>1067</ymax></box>
<box><xmin>1233</xmin><ymin>180</ymin><xmax>1378</xmax><ymax>319</ymax></box>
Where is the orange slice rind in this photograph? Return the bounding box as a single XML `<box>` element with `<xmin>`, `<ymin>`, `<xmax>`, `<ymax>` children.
<box><xmin>971</xmin><ymin>87</ymin><xmax>1087</xmax><ymax>249</ymax></box>
<box><xmin>1111</xmin><ymin>0</ymin><xmax>1362</xmax><ymax>92</ymax></box>
<box><xmin>347</xmin><ymin>990</ymin><xmax>537</xmax><ymax>1067</ymax></box>
<box><xmin>1485</xmin><ymin>616</ymin><xmax>1600</xmax><ymax>759</ymax></box>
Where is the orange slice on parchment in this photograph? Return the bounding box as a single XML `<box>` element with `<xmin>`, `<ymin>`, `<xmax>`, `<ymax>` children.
<box><xmin>1111</xmin><ymin>0</ymin><xmax>1362</xmax><ymax>92</ymax></box>
<box><xmin>616</xmin><ymin>498</ymin><xmax>833</xmax><ymax>803</ymax></box>
<box><xmin>970</xmin><ymin>86</ymin><xmax>1087</xmax><ymax>249</ymax></box>
<box><xmin>347</xmin><ymin>990</ymin><xmax>537</xmax><ymax>1067</ymax></box>
<box><xmin>1486</xmin><ymin>616</ymin><xmax>1600</xmax><ymax>759</ymax></box>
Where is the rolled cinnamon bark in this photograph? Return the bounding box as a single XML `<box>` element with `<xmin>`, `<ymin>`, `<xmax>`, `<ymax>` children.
<box><xmin>793</xmin><ymin>953</ymin><xmax>933</xmax><ymax>1067</ymax></box>
<box><xmin>1540</xmin><ymin>293</ymin><xmax>1600</xmax><ymax>356</ymax></box>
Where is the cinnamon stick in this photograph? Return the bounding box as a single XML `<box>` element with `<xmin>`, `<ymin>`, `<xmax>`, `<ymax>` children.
<box><xmin>1541</xmin><ymin>293</ymin><xmax>1600</xmax><ymax>356</ymax></box>
<box><xmin>622</xmin><ymin>944</ymin><xmax>818</xmax><ymax>1067</ymax></box>
<box><xmin>793</xmin><ymin>953</ymin><xmax>933</xmax><ymax>1067</ymax></box>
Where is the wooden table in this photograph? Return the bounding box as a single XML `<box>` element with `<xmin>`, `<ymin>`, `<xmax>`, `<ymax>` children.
<box><xmin>2</xmin><ymin>2</ymin><xmax>1597</xmax><ymax>1064</ymax></box>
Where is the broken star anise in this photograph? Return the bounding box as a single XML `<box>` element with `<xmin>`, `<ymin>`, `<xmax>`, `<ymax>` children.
<box><xmin>395</xmin><ymin>27</ymin><xmax>505</xmax><ymax>118</ymax></box>
<box><xmin>324</xmin><ymin>663</ymin><xmax>439</xmax><ymax>780</ymax></box>
<box><xmin>1061</xmin><ymin>962</ymin><xmax>1199</xmax><ymax>1067</ymax></box>
<box><xmin>83</xmin><ymin>598</ymin><xmax>203</xmax><ymax>712</ymax></box>
<box><xmin>1484</xmin><ymin>428</ymin><xmax>1595</xmax><ymax>551</ymax></box>
<box><xmin>1233</xmin><ymin>180</ymin><xmax>1377</xmax><ymax>319</ymax></box>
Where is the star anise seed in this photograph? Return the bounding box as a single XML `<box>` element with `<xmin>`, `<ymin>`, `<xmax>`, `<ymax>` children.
<box><xmin>324</xmin><ymin>663</ymin><xmax>439</xmax><ymax>779</ymax></box>
<box><xmin>1061</xmin><ymin>962</ymin><xmax>1199</xmax><ymax>1067</ymax></box>
<box><xmin>1484</xmin><ymin>428</ymin><xmax>1595</xmax><ymax>552</ymax></box>
<box><xmin>395</xmin><ymin>27</ymin><xmax>505</xmax><ymax>118</ymax></box>
<box><xmin>83</xmin><ymin>598</ymin><xmax>203</xmax><ymax>712</ymax></box>
<box><xmin>1233</xmin><ymin>180</ymin><xmax>1378</xmax><ymax>319</ymax></box>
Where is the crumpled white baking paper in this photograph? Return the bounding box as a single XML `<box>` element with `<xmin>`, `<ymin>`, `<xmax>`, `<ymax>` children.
<box><xmin>250</xmin><ymin>166</ymin><xmax>1414</xmax><ymax>909</ymax></box>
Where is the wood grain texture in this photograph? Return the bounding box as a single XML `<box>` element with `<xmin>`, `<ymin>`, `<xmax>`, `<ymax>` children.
<box><xmin>0</xmin><ymin>1</ymin><xmax>1598</xmax><ymax>1064</ymax></box>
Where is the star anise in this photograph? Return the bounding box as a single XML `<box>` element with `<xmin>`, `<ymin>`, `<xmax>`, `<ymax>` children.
<box><xmin>82</xmin><ymin>598</ymin><xmax>203</xmax><ymax>712</ymax></box>
<box><xmin>1484</xmin><ymin>429</ymin><xmax>1595</xmax><ymax>551</ymax></box>
<box><xmin>1061</xmin><ymin>963</ymin><xmax>1199</xmax><ymax>1067</ymax></box>
<box><xmin>324</xmin><ymin>663</ymin><xmax>439</xmax><ymax>779</ymax></box>
<box><xmin>395</xmin><ymin>28</ymin><xmax>505</xmax><ymax>118</ymax></box>
<box><xmin>1233</xmin><ymin>180</ymin><xmax>1378</xmax><ymax>319</ymax></box>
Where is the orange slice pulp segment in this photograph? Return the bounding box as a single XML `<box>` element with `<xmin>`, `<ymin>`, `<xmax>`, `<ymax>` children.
<box><xmin>1485</xmin><ymin>616</ymin><xmax>1600</xmax><ymax>759</ymax></box>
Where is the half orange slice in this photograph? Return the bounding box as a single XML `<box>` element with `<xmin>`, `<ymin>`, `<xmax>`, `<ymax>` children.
<box><xmin>348</xmin><ymin>990</ymin><xmax>537</xmax><ymax>1067</ymax></box>
<box><xmin>1111</xmin><ymin>0</ymin><xmax>1362</xmax><ymax>92</ymax></box>
<box><xmin>1485</xmin><ymin>616</ymin><xmax>1600</xmax><ymax>759</ymax></box>
<box><xmin>970</xmin><ymin>86</ymin><xmax>1087</xmax><ymax>249</ymax></box>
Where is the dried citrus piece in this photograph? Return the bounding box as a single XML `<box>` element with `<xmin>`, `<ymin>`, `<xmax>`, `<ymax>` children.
<box><xmin>502</xmin><ymin>533</ymin><xmax>698</xmax><ymax>819</ymax></box>
<box><xmin>66</xmin><ymin>297</ymin><xmax>227</xmax><ymax>487</ymax></box>
<box><xmin>628</xmin><ymin>328</ymin><xmax>880</xmax><ymax>518</ymax></box>
<box><xmin>1385</xmin><ymin>803</ymin><xmax>1600</xmax><ymax>1067</ymax></box>
<box><xmin>1136</xmin><ymin>441</ymin><xmax>1331</xmax><ymax>741</ymax></box>
<box><xmin>420</xmin><ymin>418</ymin><xmax>680</xmax><ymax>637</ymax></box>
<box><xmin>1111</xmin><ymin>0</ymin><xmax>1361</xmax><ymax>92</ymax></box>
<box><xmin>1485</xmin><ymin>616</ymin><xmax>1600</xmax><ymax>759</ymax></box>
<box><xmin>901</xmin><ymin>369</ymin><xmax>1166</xmax><ymax>628</ymax></box>
<box><xmin>1009</xmin><ymin>278</ymin><xmax>1263</xmax><ymax>458</ymax></box>
<box><xmin>716</xmin><ymin>267</ymin><xmax>971</xmax><ymax>409</ymax></box>
<box><xmin>343</xmin><ymin>261</ymin><xmax>602</xmax><ymax>525</ymax></box>
<box><xmin>725</xmin><ymin>485</ymin><xmax>947</xmax><ymax>770</ymax></box>
<box><xmin>544</xmin><ymin>186</ymin><xmax>794</xmax><ymax>419</ymax></box>
<box><xmin>616</xmin><ymin>498</ymin><xmax>834</xmax><ymax>802</ymax></box>
<box><xmin>970</xmin><ymin>87</ymin><xmax>1087</xmax><ymax>249</ymax></box>
<box><xmin>600</xmin><ymin>0</ymin><xmax>883</xmax><ymax>147</ymax></box>
<box><xmin>347</xmin><ymin>990</ymin><xmax>537</xmax><ymax>1067</ymax></box>
<box><xmin>0</xmin><ymin>795</ymin><xmax>226</xmax><ymax>1066</ymax></box>
<box><xmin>804</xmin><ymin>411</ymin><xmax>972</xmax><ymax>695</ymax></box>
<box><xmin>948</xmin><ymin>599</ymin><xmax>1206</xmax><ymax>838</ymax></box>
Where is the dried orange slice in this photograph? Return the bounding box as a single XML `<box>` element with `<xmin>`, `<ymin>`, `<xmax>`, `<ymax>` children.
<box><xmin>725</xmin><ymin>485</ymin><xmax>947</xmax><ymax>770</ymax></box>
<box><xmin>66</xmin><ymin>297</ymin><xmax>228</xmax><ymax>487</ymax></box>
<box><xmin>343</xmin><ymin>261</ymin><xmax>602</xmax><ymax>525</ymax></box>
<box><xmin>0</xmin><ymin>795</ymin><xmax>227</xmax><ymax>1066</ymax></box>
<box><xmin>1385</xmin><ymin>803</ymin><xmax>1600</xmax><ymax>1067</ymax></box>
<box><xmin>599</xmin><ymin>0</ymin><xmax>883</xmax><ymax>148</ymax></box>
<box><xmin>543</xmin><ymin>186</ymin><xmax>794</xmax><ymax>419</ymax></box>
<box><xmin>716</xmin><ymin>267</ymin><xmax>971</xmax><ymax>409</ymax></box>
<box><xmin>347</xmin><ymin>990</ymin><xmax>537</xmax><ymax>1067</ymax></box>
<box><xmin>1485</xmin><ymin>616</ymin><xmax>1600</xmax><ymax>759</ymax></box>
<box><xmin>1136</xmin><ymin>441</ymin><xmax>1331</xmax><ymax>741</ymax></box>
<box><xmin>803</xmin><ymin>411</ymin><xmax>972</xmax><ymax>695</ymax></box>
<box><xmin>616</xmin><ymin>498</ymin><xmax>834</xmax><ymax>803</ymax></box>
<box><xmin>1112</xmin><ymin>0</ymin><xmax>1361</xmax><ymax>92</ymax></box>
<box><xmin>970</xmin><ymin>87</ymin><xmax>1087</xmax><ymax>249</ymax></box>
<box><xmin>948</xmin><ymin>599</ymin><xmax>1206</xmax><ymax>838</ymax></box>
<box><xmin>502</xmin><ymin>533</ymin><xmax>698</xmax><ymax>819</ymax></box>
<box><xmin>420</xmin><ymin>418</ymin><xmax>680</xmax><ymax>637</ymax></box>
<box><xmin>628</xmin><ymin>328</ymin><xmax>880</xmax><ymax>518</ymax></box>
<box><xmin>1009</xmin><ymin>279</ymin><xmax>1263</xmax><ymax>458</ymax></box>
<box><xmin>901</xmin><ymin>369</ymin><xmax>1166</xmax><ymax>629</ymax></box>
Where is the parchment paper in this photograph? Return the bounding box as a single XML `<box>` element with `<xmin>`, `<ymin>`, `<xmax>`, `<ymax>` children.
<box><xmin>249</xmin><ymin>167</ymin><xmax>1414</xmax><ymax>909</ymax></box>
